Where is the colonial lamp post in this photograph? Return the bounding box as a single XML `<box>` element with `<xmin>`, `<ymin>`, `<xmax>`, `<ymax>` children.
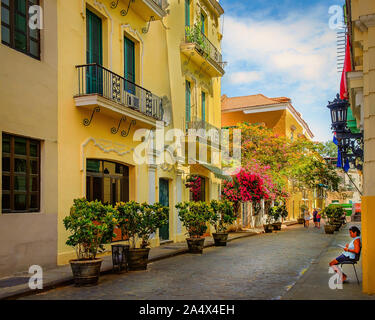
<box><xmin>327</xmin><ymin>94</ymin><xmax>364</xmax><ymax>171</ymax></box>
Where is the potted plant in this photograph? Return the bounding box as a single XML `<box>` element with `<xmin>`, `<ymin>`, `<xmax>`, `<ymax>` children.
<box><xmin>176</xmin><ymin>201</ymin><xmax>214</xmax><ymax>253</ymax></box>
<box><xmin>264</xmin><ymin>205</ymin><xmax>274</xmax><ymax>233</ymax></box>
<box><xmin>271</xmin><ymin>202</ymin><xmax>288</xmax><ymax>231</ymax></box>
<box><xmin>298</xmin><ymin>204</ymin><xmax>308</xmax><ymax>224</ymax></box>
<box><xmin>116</xmin><ymin>201</ymin><xmax>169</xmax><ymax>270</ymax></box>
<box><xmin>321</xmin><ymin>205</ymin><xmax>344</xmax><ymax>234</ymax></box>
<box><xmin>209</xmin><ymin>199</ymin><xmax>236</xmax><ymax>246</ymax></box>
<box><xmin>63</xmin><ymin>198</ymin><xmax>118</xmax><ymax>286</ymax></box>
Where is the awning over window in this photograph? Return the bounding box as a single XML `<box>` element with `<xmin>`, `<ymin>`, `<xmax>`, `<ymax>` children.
<box><xmin>200</xmin><ymin>163</ymin><xmax>233</xmax><ymax>181</ymax></box>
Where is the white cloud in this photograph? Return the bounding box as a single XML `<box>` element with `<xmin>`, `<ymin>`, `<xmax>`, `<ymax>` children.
<box><xmin>228</xmin><ymin>71</ymin><xmax>263</xmax><ymax>84</ymax></box>
<box><xmin>221</xmin><ymin>6</ymin><xmax>340</xmax><ymax>142</ymax></box>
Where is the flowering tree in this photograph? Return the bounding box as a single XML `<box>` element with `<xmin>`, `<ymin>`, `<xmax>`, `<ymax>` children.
<box><xmin>185</xmin><ymin>175</ymin><xmax>202</xmax><ymax>202</ymax></box>
<box><xmin>222</xmin><ymin>167</ymin><xmax>270</xmax><ymax>215</ymax></box>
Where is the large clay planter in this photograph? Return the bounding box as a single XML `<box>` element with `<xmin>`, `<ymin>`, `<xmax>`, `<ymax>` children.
<box><xmin>297</xmin><ymin>218</ymin><xmax>305</xmax><ymax>224</ymax></box>
<box><xmin>272</xmin><ymin>222</ymin><xmax>282</xmax><ymax>231</ymax></box>
<box><xmin>186</xmin><ymin>237</ymin><xmax>205</xmax><ymax>254</ymax></box>
<box><xmin>324</xmin><ymin>224</ymin><xmax>336</xmax><ymax>234</ymax></box>
<box><xmin>213</xmin><ymin>233</ymin><xmax>229</xmax><ymax>246</ymax></box>
<box><xmin>263</xmin><ymin>224</ymin><xmax>273</xmax><ymax>233</ymax></box>
<box><xmin>333</xmin><ymin>223</ymin><xmax>341</xmax><ymax>231</ymax></box>
<box><xmin>128</xmin><ymin>248</ymin><xmax>150</xmax><ymax>271</ymax></box>
<box><xmin>70</xmin><ymin>258</ymin><xmax>103</xmax><ymax>286</ymax></box>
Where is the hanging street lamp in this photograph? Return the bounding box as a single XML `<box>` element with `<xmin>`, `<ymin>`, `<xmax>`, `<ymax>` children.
<box><xmin>327</xmin><ymin>94</ymin><xmax>364</xmax><ymax>171</ymax></box>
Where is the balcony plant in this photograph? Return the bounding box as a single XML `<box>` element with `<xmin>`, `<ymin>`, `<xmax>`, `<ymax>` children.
<box><xmin>185</xmin><ymin>22</ymin><xmax>211</xmax><ymax>58</ymax></box>
<box><xmin>209</xmin><ymin>199</ymin><xmax>236</xmax><ymax>246</ymax></box>
<box><xmin>115</xmin><ymin>201</ymin><xmax>169</xmax><ymax>270</ymax></box>
<box><xmin>176</xmin><ymin>201</ymin><xmax>214</xmax><ymax>253</ymax></box>
<box><xmin>63</xmin><ymin>198</ymin><xmax>118</xmax><ymax>286</ymax></box>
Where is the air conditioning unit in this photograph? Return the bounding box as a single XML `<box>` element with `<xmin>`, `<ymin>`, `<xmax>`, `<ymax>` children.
<box><xmin>125</xmin><ymin>92</ymin><xmax>140</xmax><ymax>110</ymax></box>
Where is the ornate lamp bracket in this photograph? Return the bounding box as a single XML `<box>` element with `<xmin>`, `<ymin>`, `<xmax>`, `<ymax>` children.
<box><xmin>121</xmin><ymin>119</ymin><xmax>137</xmax><ymax>137</ymax></box>
<box><xmin>111</xmin><ymin>116</ymin><xmax>127</xmax><ymax>134</ymax></box>
<box><xmin>142</xmin><ymin>16</ymin><xmax>155</xmax><ymax>34</ymax></box>
<box><xmin>111</xmin><ymin>0</ymin><xmax>134</xmax><ymax>16</ymax></box>
<box><xmin>83</xmin><ymin>107</ymin><xmax>100</xmax><ymax>126</ymax></box>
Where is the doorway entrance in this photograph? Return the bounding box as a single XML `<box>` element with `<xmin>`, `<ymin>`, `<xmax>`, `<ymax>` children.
<box><xmin>159</xmin><ymin>178</ymin><xmax>169</xmax><ymax>241</ymax></box>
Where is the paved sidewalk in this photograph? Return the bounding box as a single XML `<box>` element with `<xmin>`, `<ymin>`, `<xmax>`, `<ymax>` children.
<box><xmin>0</xmin><ymin>229</ymin><xmax>262</xmax><ymax>300</ymax></box>
<box><xmin>283</xmin><ymin>222</ymin><xmax>375</xmax><ymax>300</ymax></box>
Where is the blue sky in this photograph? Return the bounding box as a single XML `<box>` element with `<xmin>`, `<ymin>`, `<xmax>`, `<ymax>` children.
<box><xmin>220</xmin><ymin>0</ymin><xmax>345</xmax><ymax>142</ymax></box>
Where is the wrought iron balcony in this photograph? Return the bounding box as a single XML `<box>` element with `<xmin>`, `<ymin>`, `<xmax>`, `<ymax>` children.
<box><xmin>183</xmin><ymin>24</ymin><xmax>225</xmax><ymax>76</ymax></box>
<box><xmin>186</xmin><ymin>116</ymin><xmax>220</xmax><ymax>146</ymax></box>
<box><xmin>75</xmin><ymin>64</ymin><xmax>163</xmax><ymax>122</ymax></box>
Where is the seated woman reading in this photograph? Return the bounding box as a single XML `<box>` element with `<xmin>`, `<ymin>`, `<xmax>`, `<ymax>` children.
<box><xmin>329</xmin><ymin>226</ymin><xmax>361</xmax><ymax>282</ymax></box>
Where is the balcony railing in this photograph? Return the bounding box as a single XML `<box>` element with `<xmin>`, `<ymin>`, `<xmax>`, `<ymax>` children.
<box><xmin>151</xmin><ymin>0</ymin><xmax>164</xmax><ymax>9</ymax></box>
<box><xmin>76</xmin><ymin>64</ymin><xmax>163</xmax><ymax>121</ymax></box>
<box><xmin>185</xmin><ymin>24</ymin><xmax>225</xmax><ymax>69</ymax></box>
<box><xmin>186</xmin><ymin>116</ymin><xmax>220</xmax><ymax>144</ymax></box>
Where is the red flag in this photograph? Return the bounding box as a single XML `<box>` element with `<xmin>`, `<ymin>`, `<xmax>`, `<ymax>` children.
<box><xmin>340</xmin><ymin>34</ymin><xmax>352</xmax><ymax>100</ymax></box>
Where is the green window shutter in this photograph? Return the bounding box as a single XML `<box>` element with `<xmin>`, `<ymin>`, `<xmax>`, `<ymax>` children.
<box><xmin>201</xmin><ymin>13</ymin><xmax>205</xmax><ymax>34</ymax></box>
<box><xmin>185</xmin><ymin>0</ymin><xmax>190</xmax><ymax>27</ymax></box>
<box><xmin>201</xmin><ymin>91</ymin><xmax>205</xmax><ymax>121</ymax></box>
<box><xmin>124</xmin><ymin>37</ymin><xmax>135</xmax><ymax>82</ymax></box>
<box><xmin>185</xmin><ymin>80</ymin><xmax>191</xmax><ymax>126</ymax></box>
<box><xmin>86</xmin><ymin>9</ymin><xmax>102</xmax><ymax>64</ymax></box>
<box><xmin>124</xmin><ymin>36</ymin><xmax>135</xmax><ymax>93</ymax></box>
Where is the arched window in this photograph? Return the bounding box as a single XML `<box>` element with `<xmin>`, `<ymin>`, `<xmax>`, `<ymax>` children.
<box><xmin>86</xmin><ymin>159</ymin><xmax>129</xmax><ymax>205</ymax></box>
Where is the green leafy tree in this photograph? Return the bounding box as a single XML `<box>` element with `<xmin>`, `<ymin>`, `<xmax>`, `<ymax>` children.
<box><xmin>209</xmin><ymin>199</ymin><xmax>237</xmax><ymax>233</ymax></box>
<box><xmin>176</xmin><ymin>201</ymin><xmax>214</xmax><ymax>238</ymax></box>
<box><xmin>63</xmin><ymin>198</ymin><xmax>118</xmax><ymax>260</ymax></box>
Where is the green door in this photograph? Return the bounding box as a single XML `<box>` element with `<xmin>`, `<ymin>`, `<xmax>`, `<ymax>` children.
<box><xmin>86</xmin><ymin>9</ymin><xmax>103</xmax><ymax>94</ymax></box>
<box><xmin>159</xmin><ymin>178</ymin><xmax>169</xmax><ymax>241</ymax></box>
<box><xmin>124</xmin><ymin>36</ymin><xmax>135</xmax><ymax>94</ymax></box>
<box><xmin>201</xmin><ymin>91</ymin><xmax>206</xmax><ymax>121</ymax></box>
<box><xmin>185</xmin><ymin>80</ymin><xmax>191</xmax><ymax>129</ymax></box>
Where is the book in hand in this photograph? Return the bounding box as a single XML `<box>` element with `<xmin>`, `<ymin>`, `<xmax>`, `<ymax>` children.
<box><xmin>337</xmin><ymin>244</ymin><xmax>347</xmax><ymax>249</ymax></box>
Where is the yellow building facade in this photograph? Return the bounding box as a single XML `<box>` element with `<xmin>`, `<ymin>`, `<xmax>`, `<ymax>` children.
<box><xmin>345</xmin><ymin>0</ymin><xmax>375</xmax><ymax>294</ymax></box>
<box><xmin>221</xmin><ymin>94</ymin><xmax>320</xmax><ymax>223</ymax></box>
<box><xmin>0</xmin><ymin>0</ymin><xmax>225</xmax><ymax>273</ymax></box>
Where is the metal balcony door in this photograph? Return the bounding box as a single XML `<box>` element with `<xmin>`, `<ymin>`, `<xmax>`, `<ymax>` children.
<box><xmin>124</xmin><ymin>36</ymin><xmax>135</xmax><ymax>94</ymax></box>
<box><xmin>86</xmin><ymin>9</ymin><xmax>103</xmax><ymax>94</ymax></box>
<box><xmin>159</xmin><ymin>178</ymin><xmax>169</xmax><ymax>241</ymax></box>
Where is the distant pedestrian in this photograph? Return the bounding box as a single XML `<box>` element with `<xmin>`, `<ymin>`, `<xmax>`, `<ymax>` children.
<box><xmin>304</xmin><ymin>211</ymin><xmax>311</xmax><ymax>228</ymax></box>
<box><xmin>316</xmin><ymin>209</ymin><xmax>322</xmax><ymax>228</ymax></box>
<box><xmin>313</xmin><ymin>208</ymin><xmax>318</xmax><ymax>228</ymax></box>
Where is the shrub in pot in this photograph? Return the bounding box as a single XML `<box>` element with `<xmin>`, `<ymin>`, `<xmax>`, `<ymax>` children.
<box><xmin>209</xmin><ymin>199</ymin><xmax>236</xmax><ymax>246</ymax></box>
<box><xmin>264</xmin><ymin>207</ymin><xmax>274</xmax><ymax>233</ymax></box>
<box><xmin>321</xmin><ymin>205</ymin><xmax>345</xmax><ymax>234</ymax></box>
<box><xmin>270</xmin><ymin>202</ymin><xmax>288</xmax><ymax>231</ymax></box>
<box><xmin>116</xmin><ymin>201</ymin><xmax>169</xmax><ymax>270</ymax></box>
<box><xmin>176</xmin><ymin>201</ymin><xmax>214</xmax><ymax>253</ymax></box>
<box><xmin>63</xmin><ymin>198</ymin><xmax>118</xmax><ymax>286</ymax></box>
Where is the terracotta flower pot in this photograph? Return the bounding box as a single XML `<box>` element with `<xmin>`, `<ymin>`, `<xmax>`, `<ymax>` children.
<box><xmin>69</xmin><ymin>258</ymin><xmax>103</xmax><ymax>286</ymax></box>
<box><xmin>263</xmin><ymin>224</ymin><xmax>273</xmax><ymax>233</ymax></box>
<box><xmin>128</xmin><ymin>248</ymin><xmax>150</xmax><ymax>271</ymax></box>
<box><xmin>324</xmin><ymin>224</ymin><xmax>336</xmax><ymax>234</ymax></box>
<box><xmin>272</xmin><ymin>222</ymin><xmax>282</xmax><ymax>231</ymax></box>
<box><xmin>186</xmin><ymin>237</ymin><xmax>205</xmax><ymax>254</ymax></box>
<box><xmin>212</xmin><ymin>233</ymin><xmax>229</xmax><ymax>246</ymax></box>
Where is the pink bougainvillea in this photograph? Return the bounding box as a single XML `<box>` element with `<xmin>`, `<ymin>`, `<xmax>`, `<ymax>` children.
<box><xmin>222</xmin><ymin>161</ymin><xmax>289</xmax><ymax>213</ymax></box>
<box><xmin>185</xmin><ymin>175</ymin><xmax>202</xmax><ymax>202</ymax></box>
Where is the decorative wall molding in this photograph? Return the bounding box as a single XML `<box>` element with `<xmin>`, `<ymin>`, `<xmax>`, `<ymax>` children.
<box><xmin>80</xmin><ymin>137</ymin><xmax>134</xmax><ymax>171</ymax></box>
<box><xmin>121</xmin><ymin>24</ymin><xmax>145</xmax><ymax>86</ymax></box>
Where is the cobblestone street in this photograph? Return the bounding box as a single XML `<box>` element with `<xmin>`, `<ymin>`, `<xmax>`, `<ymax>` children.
<box><xmin>22</xmin><ymin>225</ymin><xmax>334</xmax><ymax>300</ymax></box>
